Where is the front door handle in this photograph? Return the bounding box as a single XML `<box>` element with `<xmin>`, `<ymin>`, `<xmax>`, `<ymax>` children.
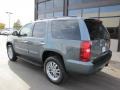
<box><xmin>26</xmin><ymin>41</ymin><xmax>33</xmax><ymax>44</ymax></box>
<box><xmin>22</xmin><ymin>41</ymin><xmax>28</xmax><ymax>43</ymax></box>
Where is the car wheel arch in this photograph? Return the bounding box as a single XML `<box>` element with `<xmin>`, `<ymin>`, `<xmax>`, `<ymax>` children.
<box><xmin>6</xmin><ymin>42</ymin><xmax>13</xmax><ymax>47</ymax></box>
<box><xmin>42</xmin><ymin>51</ymin><xmax>65</xmax><ymax>69</ymax></box>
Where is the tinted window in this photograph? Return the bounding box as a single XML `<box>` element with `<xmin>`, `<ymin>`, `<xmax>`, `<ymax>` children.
<box><xmin>69</xmin><ymin>0</ymin><xmax>82</xmax><ymax>5</ymax></box>
<box><xmin>82</xmin><ymin>0</ymin><xmax>100</xmax><ymax>3</ymax></box>
<box><xmin>83</xmin><ymin>8</ymin><xmax>99</xmax><ymax>13</ymax></box>
<box><xmin>46</xmin><ymin>13</ymin><xmax>53</xmax><ymax>18</ymax></box>
<box><xmin>38</xmin><ymin>3</ymin><xmax>46</xmax><ymax>18</ymax></box>
<box><xmin>33</xmin><ymin>22</ymin><xmax>46</xmax><ymax>38</ymax></box>
<box><xmin>20</xmin><ymin>23</ymin><xmax>33</xmax><ymax>36</ymax></box>
<box><xmin>54</xmin><ymin>0</ymin><xmax>63</xmax><ymax>8</ymax></box>
<box><xmin>38</xmin><ymin>3</ymin><xmax>45</xmax><ymax>14</ymax></box>
<box><xmin>38</xmin><ymin>0</ymin><xmax>46</xmax><ymax>3</ymax></box>
<box><xmin>46</xmin><ymin>0</ymin><xmax>53</xmax><ymax>10</ymax></box>
<box><xmin>54</xmin><ymin>12</ymin><xmax>63</xmax><ymax>17</ymax></box>
<box><xmin>69</xmin><ymin>0</ymin><xmax>101</xmax><ymax>4</ymax></box>
<box><xmin>83</xmin><ymin>8</ymin><xmax>99</xmax><ymax>18</ymax></box>
<box><xmin>69</xmin><ymin>9</ymin><xmax>81</xmax><ymax>16</ymax></box>
<box><xmin>85</xmin><ymin>19</ymin><xmax>110</xmax><ymax>40</ymax></box>
<box><xmin>100</xmin><ymin>5</ymin><xmax>120</xmax><ymax>17</ymax></box>
<box><xmin>52</xmin><ymin>19</ymin><xmax>80</xmax><ymax>40</ymax></box>
<box><xmin>100</xmin><ymin>5</ymin><xmax>120</xmax><ymax>13</ymax></box>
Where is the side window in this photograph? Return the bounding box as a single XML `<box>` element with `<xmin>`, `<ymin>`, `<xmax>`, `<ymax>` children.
<box><xmin>51</xmin><ymin>20</ymin><xmax>80</xmax><ymax>40</ymax></box>
<box><xmin>33</xmin><ymin>22</ymin><xmax>46</xmax><ymax>38</ymax></box>
<box><xmin>20</xmin><ymin>23</ymin><xmax>33</xmax><ymax>37</ymax></box>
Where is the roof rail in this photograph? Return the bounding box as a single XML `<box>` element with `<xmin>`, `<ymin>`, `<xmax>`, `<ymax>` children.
<box><xmin>37</xmin><ymin>16</ymin><xmax>78</xmax><ymax>20</ymax></box>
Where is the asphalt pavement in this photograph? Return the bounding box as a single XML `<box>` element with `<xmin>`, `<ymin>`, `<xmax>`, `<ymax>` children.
<box><xmin>0</xmin><ymin>35</ymin><xmax>120</xmax><ymax>90</ymax></box>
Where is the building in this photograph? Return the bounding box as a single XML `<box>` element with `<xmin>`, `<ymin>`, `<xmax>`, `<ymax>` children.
<box><xmin>34</xmin><ymin>0</ymin><xmax>120</xmax><ymax>52</ymax></box>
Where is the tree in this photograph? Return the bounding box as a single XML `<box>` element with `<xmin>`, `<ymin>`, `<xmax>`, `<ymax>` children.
<box><xmin>13</xmin><ymin>19</ymin><xmax>22</xmax><ymax>30</ymax></box>
<box><xmin>0</xmin><ymin>23</ymin><xmax>5</xmax><ymax>30</ymax></box>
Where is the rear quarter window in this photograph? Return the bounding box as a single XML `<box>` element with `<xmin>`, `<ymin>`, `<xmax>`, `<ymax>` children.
<box><xmin>51</xmin><ymin>19</ymin><xmax>81</xmax><ymax>40</ymax></box>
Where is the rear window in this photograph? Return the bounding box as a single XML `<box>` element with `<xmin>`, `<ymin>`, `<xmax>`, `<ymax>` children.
<box><xmin>85</xmin><ymin>19</ymin><xmax>110</xmax><ymax>40</ymax></box>
<box><xmin>51</xmin><ymin>19</ymin><xmax>80</xmax><ymax>40</ymax></box>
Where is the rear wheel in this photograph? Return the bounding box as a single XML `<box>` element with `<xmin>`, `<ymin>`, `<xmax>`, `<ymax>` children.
<box><xmin>7</xmin><ymin>45</ymin><xmax>17</xmax><ymax>61</ymax></box>
<box><xmin>44</xmin><ymin>56</ymin><xmax>67</xmax><ymax>84</ymax></box>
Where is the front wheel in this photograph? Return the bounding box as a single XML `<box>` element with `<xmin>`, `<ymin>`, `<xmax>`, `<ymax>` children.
<box><xmin>44</xmin><ymin>56</ymin><xmax>67</xmax><ymax>84</ymax></box>
<box><xmin>7</xmin><ymin>45</ymin><xmax>17</xmax><ymax>61</ymax></box>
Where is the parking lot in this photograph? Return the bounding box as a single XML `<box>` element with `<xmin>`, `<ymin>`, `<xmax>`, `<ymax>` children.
<box><xmin>0</xmin><ymin>35</ymin><xmax>120</xmax><ymax>90</ymax></box>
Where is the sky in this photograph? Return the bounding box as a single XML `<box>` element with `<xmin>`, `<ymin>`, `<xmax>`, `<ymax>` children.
<box><xmin>0</xmin><ymin>0</ymin><xmax>34</xmax><ymax>28</ymax></box>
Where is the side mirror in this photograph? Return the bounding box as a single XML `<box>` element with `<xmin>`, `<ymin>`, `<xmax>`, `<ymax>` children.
<box><xmin>12</xmin><ymin>31</ymin><xmax>19</xmax><ymax>36</ymax></box>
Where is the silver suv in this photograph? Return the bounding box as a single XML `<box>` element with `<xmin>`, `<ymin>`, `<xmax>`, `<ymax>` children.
<box><xmin>7</xmin><ymin>17</ymin><xmax>112</xmax><ymax>84</ymax></box>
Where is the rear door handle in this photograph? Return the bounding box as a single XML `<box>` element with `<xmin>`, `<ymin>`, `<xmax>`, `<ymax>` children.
<box><xmin>40</xmin><ymin>41</ymin><xmax>45</xmax><ymax>45</ymax></box>
<box><xmin>23</xmin><ymin>41</ymin><xmax>33</xmax><ymax>44</ymax></box>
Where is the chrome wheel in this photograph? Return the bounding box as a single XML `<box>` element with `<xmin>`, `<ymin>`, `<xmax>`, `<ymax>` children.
<box><xmin>8</xmin><ymin>46</ymin><xmax>13</xmax><ymax>59</ymax></box>
<box><xmin>46</xmin><ymin>61</ymin><xmax>61</xmax><ymax>81</ymax></box>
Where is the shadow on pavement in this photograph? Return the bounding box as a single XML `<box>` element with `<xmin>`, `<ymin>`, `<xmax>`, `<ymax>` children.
<box><xmin>8</xmin><ymin>59</ymin><xmax>120</xmax><ymax>90</ymax></box>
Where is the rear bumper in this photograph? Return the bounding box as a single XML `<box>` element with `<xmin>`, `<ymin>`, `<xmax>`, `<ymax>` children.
<box><xmin>64</xmin><ymin>50</ymin><xmax>112</xmax><ymax>74</ymax></box>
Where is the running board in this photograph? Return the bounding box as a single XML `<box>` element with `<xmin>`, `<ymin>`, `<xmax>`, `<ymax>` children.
<box><xmin>17</xmin><ymin>56</ymin><xmax>43</xmax><ymax>67</ymax></box>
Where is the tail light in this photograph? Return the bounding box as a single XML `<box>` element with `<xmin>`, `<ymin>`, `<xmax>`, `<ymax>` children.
<box><xmin>80</xmin><ymin>41</ymin><xmax>91</xmax><ymax>62</ymax></box>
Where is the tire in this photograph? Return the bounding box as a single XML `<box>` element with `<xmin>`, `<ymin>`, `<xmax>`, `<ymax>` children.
<box><xmin>7</xmin><ymin>45</ymin><xmax>17</xmax><ymax>61</ymax></box>
<box><xmin>44</xmin><ymin>56</ymin><xmax>67</xmax><ymax>84</ymax></box>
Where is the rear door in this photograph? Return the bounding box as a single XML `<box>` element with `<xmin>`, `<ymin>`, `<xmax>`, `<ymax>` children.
<box><xmin>51</xmin><ymin>19</ymin><xmax>81</xmax><ymax>61</ymax></box>
<box><xmin>85</xmin><ymin>19</ymin><xmax>110</xmax><ymax>59</ymax></box>
<box><xmin>27</xmin><ymin>21</ymin><xmax>46</xmax><ymax>61</ymax></box>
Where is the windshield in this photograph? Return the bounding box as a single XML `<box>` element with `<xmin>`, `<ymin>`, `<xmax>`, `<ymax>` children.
<box><xmin>85</xmin><ymin>19</ymin><xmax>110</xmax><ymax>40</ymax></box>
